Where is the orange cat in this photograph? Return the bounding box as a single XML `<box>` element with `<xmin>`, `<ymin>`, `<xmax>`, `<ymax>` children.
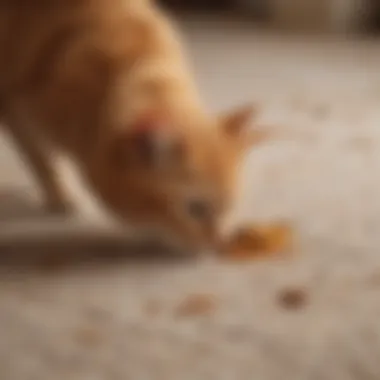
<box><xmin>0</xmin><ymin>0</ymin><xmax>258</xmax><ymax>249</ymax></box>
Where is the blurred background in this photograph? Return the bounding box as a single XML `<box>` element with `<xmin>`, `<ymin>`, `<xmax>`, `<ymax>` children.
<box><xmin>160</xmin><ymin>0</ymin><xmax>379</xmax><ymax>35</ymax></box>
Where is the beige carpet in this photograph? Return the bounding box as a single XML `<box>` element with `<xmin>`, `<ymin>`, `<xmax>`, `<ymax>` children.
<box><xmin>1</xmin><ymin>17</ymin><xmax>380</xmax><ymax>380</ymax></box>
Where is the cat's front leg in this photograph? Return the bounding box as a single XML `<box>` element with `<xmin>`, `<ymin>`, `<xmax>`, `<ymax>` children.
<box><xmin>3</xmin><ymin>120</ymin><xmax>74</xmax><ymax>216</ymax></box>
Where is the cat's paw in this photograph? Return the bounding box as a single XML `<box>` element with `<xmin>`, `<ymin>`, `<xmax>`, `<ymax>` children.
<box><xmin>44</xmin><ymin>199</ymin><xmax>75</xmax><ymax>217</ymax></box>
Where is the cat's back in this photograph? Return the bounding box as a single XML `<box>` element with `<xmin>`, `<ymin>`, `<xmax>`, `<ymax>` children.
<box><xmin>0</xmin><ymin>0</ymin><xmax>185</xmax><ymax>153</ymax></box>
<box><xmin>0</xmin><ymin>0</ymin><xmax>164</xmax><ymax>89</ymax></box>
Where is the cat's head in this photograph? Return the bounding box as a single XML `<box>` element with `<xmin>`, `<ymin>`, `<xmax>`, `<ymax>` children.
<box><xmin>91</xmin><ymin>105</ymin><xmax>261</xmax><ymax>250</ymax></box>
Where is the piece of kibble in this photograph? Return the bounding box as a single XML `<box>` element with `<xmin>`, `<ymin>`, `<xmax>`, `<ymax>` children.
<box><xmin>83</xmin><ymin>305</ymin><xmax>111</xmax><ymax>323</ymax></box>
<box><xmin>312</xmin><ymin>104</ymin><xmax>330</xmax><ymax>120</ymax></box>
<box><xmin>143</xmin><ymin>299</ymin><xmax>162</xmax><ymax>318</ymax></box>
<box><xmin>221</xmin><ymin>223</ymin><xmax>293</xmax><ymax>261</ymax></box>
<box><xmin>73</xmin><ymin>326</ymin><xmax>104</xmax><ymax>348</ymax></box>
<box><xmin>175</xmin><ymin>294</ymin><xmax>217</xmax><ymax>318</ymax></box>
<box><xmin>277</xmin><ymin>288</ymin><xmax>308</xmax><ymax>310</ymax></box>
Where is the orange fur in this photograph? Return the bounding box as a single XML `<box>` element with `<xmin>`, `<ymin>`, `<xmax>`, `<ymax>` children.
<box><xmin>0</xmin><ymin>0</ymin><xmax>256</xmax><ymax>249</ymax></box>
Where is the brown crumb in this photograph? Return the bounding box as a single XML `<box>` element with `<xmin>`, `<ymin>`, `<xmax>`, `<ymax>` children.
<box><xmin>175</xmin><ymin>294</ymin><xmax>217</xmax><ymax>318</ymax></box>
<box><xmin>277</xmin><ymin>288</ymin><xmax>308</xmax><ymax>310</ymax></box>
<box><xmin>143</xmin><ymin>299</ymin><xmax>162</xmax><ymax>317</ymax></box>
<box><xmin>221</xmin><ymin>223</ymin><xmax>293</xmax><ymax>261</ymax></box>
<box><xmin>73</xmin><ymin>326</ymin><xmax>104</xmax><ymax>348</ymax></box>
<box><xmin>368</xmin><ymin>272</ymin><xmax>380</xmax><ymax>286</ymax></box>
<box><xmin>312</xmin><ymin>104</ymin><xmax>330</xmax><ymax>120</ymax></box>
<box><xmin>348</xmin><ymin>136</ymin><xmax>373</xmax><ymax>151</ymax></box>
<box><xmin>83</xmin><ymin>305</ymin><xmax>111</xmax><ymax>323</ymax></box>
<box><xmin>291</xmin><ymin>97</ymin><xmax>306</xmax><ymax>110</ymax></box>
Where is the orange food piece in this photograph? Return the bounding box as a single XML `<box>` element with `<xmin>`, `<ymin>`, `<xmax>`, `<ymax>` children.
<box><xmin>221</xmin><ymin>223</ymin><xmax>293</xmax><ymax>261</ymax></box>
<box><xmin>175</xmin><ymin>294</ymin><xmax>217</xmax><ymax>318</ymax></box>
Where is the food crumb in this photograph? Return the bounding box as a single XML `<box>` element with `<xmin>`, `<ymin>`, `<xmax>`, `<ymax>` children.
<box><xmin>83</xmin><ymin>305</ymin><xmax>111</xmax><ymax>323</ymax></box>
<box><xmin>221</xmin><ymin>222</ymin><xmax>293</xmax><ymax>261</ymax></box>
<box><xmin>73</xmin><ymin>326</ymin><xmax>104</xmax><ymax>348</ymax></box>
<box><xmin>348</xmin><ymin>136</ymin><xmax>373</xmax><ymax>151</ymax></box>
<box><xmin>368</xmin><ymin>272</ymin><xmax>380</xmax><ymax>286</ymax></box>
<box><xmin>312</xmin><ymin>104</ymin><xmax>330</xmax><ymax>120</ymax></box>
<box><xmin>175</xmin><ymin>294</ymin><xmax>217</xmax><ymax>318</ymax></box>
<box><xmin>277</xmin><ymin>287</ymin><xmax>308</xmax><ymax>310</ymax></box>
<box><xmin>143</xmin><ymin>299</ymin><xmax>162</xmax><ymax>317</ymax></box>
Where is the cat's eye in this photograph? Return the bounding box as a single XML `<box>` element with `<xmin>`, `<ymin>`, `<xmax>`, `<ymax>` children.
<box><xmin>186</xmin><ymin>199</ymin><xmax>211</xmax><ymax>220</ymax></box>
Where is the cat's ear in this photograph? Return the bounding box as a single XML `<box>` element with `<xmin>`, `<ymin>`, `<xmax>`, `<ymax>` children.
<box><xmin>221</xmin><ymin>104</ymin><xmax>255</xmax><ymax>138</ymax></box>
<box><xmin>220</xmin><ymin>104</ymin><xmax>266</xmax><ymax>150</ymax></box>
<box><xmin>110</xmin><ymin>121</ymin><xmax>184</xmax><ymax>170</ymax></box>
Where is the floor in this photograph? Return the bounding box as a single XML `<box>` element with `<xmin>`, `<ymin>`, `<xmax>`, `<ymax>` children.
<box><xmin>2</xmin><ymin>17</ymin><xmax>380</xmax><ymax>380</ymax></box>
